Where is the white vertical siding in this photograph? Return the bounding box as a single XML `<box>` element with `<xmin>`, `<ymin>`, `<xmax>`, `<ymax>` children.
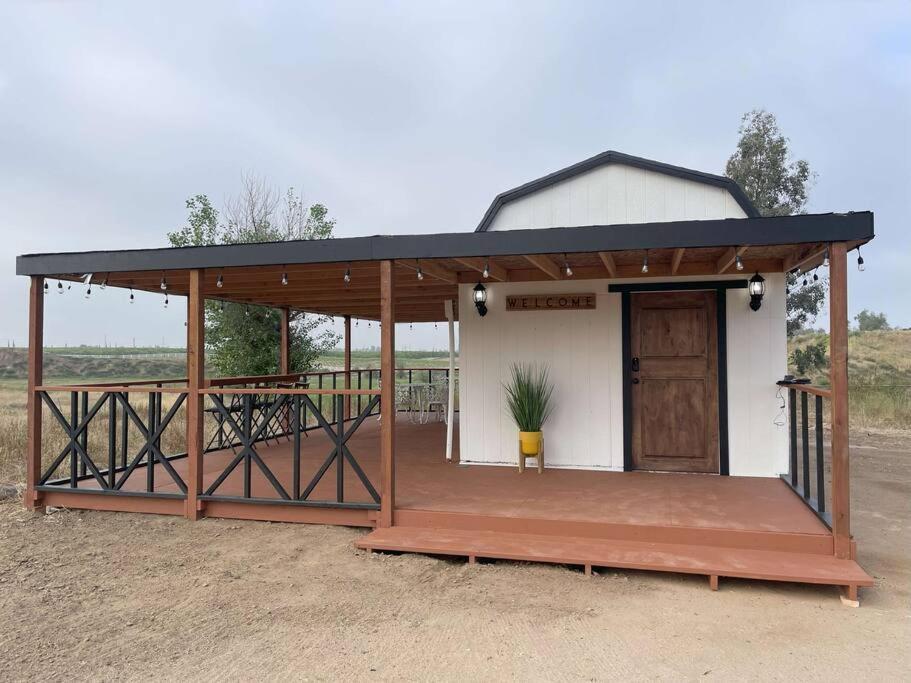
<box><xmin>457</xmin><ymin>274</ymin><xmax>788</xmax><ymax>477</ymax></box>
<box><xmin>725</xmin><ymin>273</ymin><xmax>790</xmax><ymax>476</ymax></box>
<box><xmin>486</xmin><ymin>163</ymin><xmax>747</xmax><ymax>230</ymax></box>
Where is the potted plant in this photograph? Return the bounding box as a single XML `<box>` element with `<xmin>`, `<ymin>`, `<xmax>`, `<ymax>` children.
<box><xmin>504</xmin><ymin>363</ymin><xmax>554</xmax><ymax>470</ymax></box>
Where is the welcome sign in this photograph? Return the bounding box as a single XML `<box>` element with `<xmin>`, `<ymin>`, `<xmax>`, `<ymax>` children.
<box><xmin>505</xmin><ymin>293</ymin><xmax>596</xmax><ymax>311</ymax></box>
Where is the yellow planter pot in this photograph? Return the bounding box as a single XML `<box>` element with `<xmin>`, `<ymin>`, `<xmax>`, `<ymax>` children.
<box><xmin>519</xmin><ymin>431</ymin><xmax>543</xmax><ymax>456</ymax></box>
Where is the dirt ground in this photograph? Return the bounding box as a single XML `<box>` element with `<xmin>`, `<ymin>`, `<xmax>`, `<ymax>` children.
<box><xmin>1</xmin><ymin>433</ymin><xmax>909</xmax><ymax>681</ymax></box>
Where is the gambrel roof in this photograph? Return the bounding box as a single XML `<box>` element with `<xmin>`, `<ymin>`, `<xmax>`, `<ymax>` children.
<box><xmin>475</xmin><ymin>150</ymin><xmax>760</xmax><ymax>232</ymax></box>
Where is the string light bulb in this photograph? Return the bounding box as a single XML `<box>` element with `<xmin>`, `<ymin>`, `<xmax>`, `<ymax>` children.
<box><xmin>245</xmin><ymin>305</ymin><xmax>250</xmax><ymax>316</ymax></box>
<box><xmin>823</xmin><ymin>247</ymin><xmax>830</xmax><ymax>268</ymax></box>
<box><xmin>129</xmin><ymin>287</ymin><xmax>134</xmax><ymax>304</ymax></box>
<box><xmin>344</xmin><ymin>266</ymin><xmax>351</xmax><ymax>285</ymax></box>
<box><xmin>416</xmin><ymin>260</ymin><xmax>424</xmax><ymax>281</ymax></box>
<box><xmin>735</xmin><ymin>254</ymin><xmax>744</xmax><ymax>271</ymax></box>
<box><xmin>85</xmin><ymin>285</ymin><xmax>92</xmax><ymax>299</ymax></box>
<box><xmin>100</xmin><ymin>276</ymin><xmax>108</xmax><ymax>290</ymax></box>
<box><xmin>216</xmin><ymin>274</ymin><xmax>223</xmax><ymax>288</ymax></box>
<box><xmin>160</xmin><ymin>274</ymin><xmax>168</xmax><ymax>291</ymax></box>
<box><xmin>483</xmin><ymin>259</ymin><xmax>490</xmax><ymax>279</ymax></box>
<box><xmin>281</xmin><ymin>272</ymin><xmax>288</xmax><ymax>286</ymax></box>
<box><xmin>43</xmin><ymin>282</ymin><xmax>48</xmax><ymax>295</ymax></box>
<box><xmin>641</xmin><ymin>252</ymin><xmax>649</xmax><ymax>274</ymax></box>
<box><xmin>163</xmin><ymin>293</ymin><xmax>169</xmax><ymax>308</ymax></box>
<box><xmin>813</xmin><ymin>271</ymin><xmax>819</xmax><ymax>282</ymax></box>
<box><xmin>57</xmin><ymin>281</ymin><xmax>64</xmax><ymax>294</ymax></box>
<box><xmin>563</xmin><ymin>254</ymin><xmax>573</xmax><ymax>277</ymax></box>
<box><xmin>857</xmin><ymin>247</ymin><xmax>865</xmax><ymax>271</ymax></box>
<box><xmin>220</xmin><ymin>300</ymin><xmax>225</xmax><ymax>312</ymax></box>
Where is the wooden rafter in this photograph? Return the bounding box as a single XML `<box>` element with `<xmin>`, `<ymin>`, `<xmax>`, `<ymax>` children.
<box><xmin>451</xmin><ymin>257</ymin><xmax>508</xmax><ymax>282</ymax></box>
<box><xmin>783</xmin><ymin>243</ymin><xmax>827</xmax><ymax>273</ymax></box>
<box><xmin>717</xmin><ymin>246</ymin><xmax>749</xmax><ymax>274</ymax></box>
<box><xmin>523</xmin><ymin>254</ymin><xmax>562</xmax><ymax>280</ymax></box>
<box><xmin>671</xmin><ymin>248</ymin><xmax>686</xmax><ymax>275</ymax></box>
<box><xmin>396</xmin><ymin>259</ymin><xmax>458</xmax><ymax>284</ymax></box>
<box><xmin>597</xmin><ymin>252</ymin><xmax>617</xmax><ymax>278</ymax></box>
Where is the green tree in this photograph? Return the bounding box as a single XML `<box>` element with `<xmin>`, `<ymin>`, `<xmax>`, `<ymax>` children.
<box><xmin>854</xmin><ymin>309</ymin><xmax>889</xmax><ymax>332</ymax></box>
<box><xmin>790</xmin><ymin>336</ymin><xmax>828</xmax><ymax>376</ymax></box>
<box><xmin>167</xmin><ymin>195</ymin><xmax>219</xmax><ymax>247</ymax></box>
<box><xmin>725</xmin><ymin>109</ymin><xmax>824</xmax><ymax>336</ymax></box>
<box><xmin>168</xmin><ymin>175</ymin><xmax>339</xmax><ymax>376</ymax></box>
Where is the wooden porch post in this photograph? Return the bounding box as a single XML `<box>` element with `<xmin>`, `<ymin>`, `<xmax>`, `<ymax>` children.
<box><xmin>186</xmin><ymin>269</ymin><xmax>205</xmax><ymax>520</ymax></box>
<box><xmin>828</xmin><ymin>242</ymin><xmax>851</xmax><ymax>558</ymax></box>
<box><xmin>279</xmin><ymin>307</ymin><xmax>291</xmax><ymax>374</ymax></box>
<box><xmin>25</xmin><ymin>276</ymin><xmax>44</xmax><ymax>511</ymax></box>
<box><xmin>343</xmin><ymin>314</ymin><xmax>352</xmax><ymax>420</ymax></box>
<box><xmin>379</xmin><ymin>261</ymin><xmax>395</xmax><ymax>527</ymax></box>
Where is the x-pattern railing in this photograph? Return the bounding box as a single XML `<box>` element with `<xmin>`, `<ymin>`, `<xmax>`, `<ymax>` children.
<box><xmin>202</xmin><ymin>391</ymin><xmax>380</xmax><ymax>509</ymax></box>
<box><xmin>204</xmin><ymin>391</ymin><xmax>293</xmax><ymax>453</ymax></box>
<box><xmin>37</xmin><ymin>390</ymin><xmax>187</xmax><ymax>494</ymax></box>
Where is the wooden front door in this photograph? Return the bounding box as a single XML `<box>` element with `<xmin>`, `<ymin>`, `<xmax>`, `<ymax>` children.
<box><xmin>630</xmin><ymin>291</ymin><xmax>719</xmax><ymax>473</ymax></box>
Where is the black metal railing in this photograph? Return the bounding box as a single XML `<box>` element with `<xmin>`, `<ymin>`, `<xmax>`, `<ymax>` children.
<box><xmin>199</xmin><ymin>389</ymin><xmax>381</xmax><ymax>509</ymax></box>
<box><xmin>779</xmin><ymin>382</ymin><xmax>832</xmax><ymax>527</ymax></box>
<box><xmin>32</xmin><ymin>367</ymin><xmax>455</xmax><ymax>506</ymax></box>
<box><xmin>35</xmin><ymin>385</ymin><xmax>188</xmax><ymax>498</ymax></box>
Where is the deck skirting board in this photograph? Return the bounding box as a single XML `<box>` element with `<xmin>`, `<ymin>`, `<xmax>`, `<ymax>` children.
<box><xmin>358</xmin><ymin>527</ymin><xmax>873</xmax><ymax>591</ymax></box>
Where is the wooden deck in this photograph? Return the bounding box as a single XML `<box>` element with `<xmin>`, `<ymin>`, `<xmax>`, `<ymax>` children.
<box><xmin>51</xmin><ymin>417</ymin><xmax>873</xmax><ymax>596</ymax></box>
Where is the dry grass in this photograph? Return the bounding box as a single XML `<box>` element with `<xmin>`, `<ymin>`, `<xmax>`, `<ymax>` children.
<box><xmin>789</xmin><ymin>329</ymin><xmax>911</xmax><ymax>430</ymax></box>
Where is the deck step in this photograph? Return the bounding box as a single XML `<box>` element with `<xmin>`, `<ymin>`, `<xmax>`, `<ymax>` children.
<box><xmin>357</xmin><ymin>527</ymin><xmax>874</xmax><ymax>588</ymax></box>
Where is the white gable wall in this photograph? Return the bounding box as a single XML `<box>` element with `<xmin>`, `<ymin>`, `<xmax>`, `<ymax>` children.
<box><xmin>457</xmin><ymin>273</ymin><xmax>788</xmax><ymax>477</ymax></box>
<box><xmin>487</xmin><ymin>163</ymin><xmax>747</xmax><ymax>230</ymax></box>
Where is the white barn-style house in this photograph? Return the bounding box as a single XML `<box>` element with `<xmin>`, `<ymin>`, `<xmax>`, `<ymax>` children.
<box><xmin>16</xmin><ymin>150</ymin><xmax>875</xmax><ymax>603</ymax></box>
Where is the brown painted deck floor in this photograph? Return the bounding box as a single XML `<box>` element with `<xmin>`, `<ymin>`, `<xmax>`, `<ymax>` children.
<box><xmin>71</xmin><ymin>416</ymin><xmax>829</xmax><ymax>537</ymax></box>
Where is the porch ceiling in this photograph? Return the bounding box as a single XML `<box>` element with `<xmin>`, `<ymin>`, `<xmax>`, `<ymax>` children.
<box><xmin>16</xmin><ymin>211</ymin><xmax>874</xmax><ymax>322</ymax></box>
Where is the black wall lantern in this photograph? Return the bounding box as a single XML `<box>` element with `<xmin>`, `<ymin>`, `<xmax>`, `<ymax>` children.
<box><xmin>748</xmin><ymin>272</ymin><xmax>765</xmax><ymax>311</ymax></box>
<box><xmin>473</xmin><ymin>282</ymin><xmax>488</xmax><ymax>317</ymax></box>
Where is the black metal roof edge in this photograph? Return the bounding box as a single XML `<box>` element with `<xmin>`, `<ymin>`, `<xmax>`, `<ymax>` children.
<box><xmin>15</xmin><ymin>211</ymin><xmax>873</xmax><ymax>277</ymax></box>
<box><xmin>474</xmin><ymin>150</ymin><xmax>761</xmax><ymax>232</ymax></box>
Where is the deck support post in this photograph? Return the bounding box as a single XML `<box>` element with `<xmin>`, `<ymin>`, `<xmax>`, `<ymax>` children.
<box><xmin>186</xmin><ymin>269</ymin><xmax>205</xmax><ymax>520</ymax></box>
<box><xmin>379</xmin><ymin>260</ymin><xmax>396</xmax><ymax>528</ymax></box>
<box><xmin>344</xmin><ymin>315</ymin><xmax>352</xmax><ymax>420</ymax></box>
<box><xmin>25</xmin><ymin>276</ymin><xmax>44</xmax><ymax>512</ymax></box>
<box><xmin>279</xmin><ymin>307</ymin><xmax>291</xmax><ymax>375</ymax></box>
<box><xmin>828</xmin><ymin>242</ymin><xmax>851</xmax><ymax>559</ymax></box>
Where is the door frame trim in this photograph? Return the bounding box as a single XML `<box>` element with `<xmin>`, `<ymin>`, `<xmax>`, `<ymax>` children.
<box><xmin>611</xmin><ymin>280</ymin><xmax>747</xmax><ymax>475</ymax></box>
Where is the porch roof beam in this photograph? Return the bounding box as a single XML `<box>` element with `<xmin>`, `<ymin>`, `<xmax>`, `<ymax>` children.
<box><xmin>451</xmin><ymin>256</ymin><xmax>508</xmax><ymax>282</ymax></box>
<box><xmin>523</xmin><ymin>254</ymin><xmax>562</xmax><ymax>280</ymax></box>
<box><xmin>598</xmin><ymin>251</ymin><xmax>617</xmax><ymax>278</ymax></box>
<box><xmin>671</xmin><ymin>248</ymin><xmax>685</xmax><ymax>275</ymax></box>
<box><xmin>397</xmin><ymin>259</ymin><xmax>458</xmax><ymax>284</ymax></box>
<box><xmin>784</xmin><ymin>243</ymin><xmax>828</xmax><ymax>273</ymax></box>
<box><xmin>716</xmin><ymin>245</ymin><xmax>750</xmax><ymax>274</ymax></box>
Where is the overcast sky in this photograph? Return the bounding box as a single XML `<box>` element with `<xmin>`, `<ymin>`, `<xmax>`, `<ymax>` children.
<box><xmin>2</xmin><ymin>1</ymin><xmax>908</xmax><ymax>351</ymax></box>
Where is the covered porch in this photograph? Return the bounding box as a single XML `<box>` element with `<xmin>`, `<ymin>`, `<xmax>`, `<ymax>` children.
<box><xmin>17</xmin><ymin>208</ymin><xmax>875</xmax><ymax>600</ymax></box>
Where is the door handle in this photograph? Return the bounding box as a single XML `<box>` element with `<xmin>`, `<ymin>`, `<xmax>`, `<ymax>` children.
<box><xmin>631</xmin><ymin>357</ymin><xmax>640</xmax><ymax>372</ymax></box>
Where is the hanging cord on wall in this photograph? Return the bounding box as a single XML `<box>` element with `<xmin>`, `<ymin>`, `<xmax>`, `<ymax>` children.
<box><xmin>773</xmin><ymin>385</ymin><xmax>787</xmax><ymax>427</ymax></box>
